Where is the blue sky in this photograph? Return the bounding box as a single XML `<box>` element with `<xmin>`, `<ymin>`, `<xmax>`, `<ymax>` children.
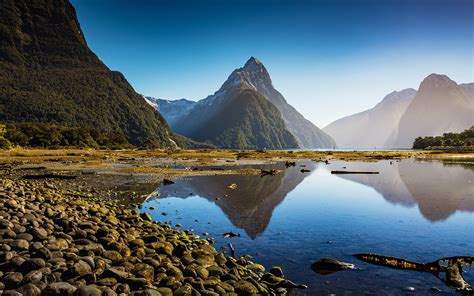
<box><xmin>72</xmin><ymin>0</ymin><xmax>473</xmax><ymax>127</ymax></box>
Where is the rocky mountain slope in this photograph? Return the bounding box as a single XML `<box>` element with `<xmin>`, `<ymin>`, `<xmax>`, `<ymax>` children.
<box><xmin>154</xmin><ymin>57</ymin><xmax>335</xmax><ymax>149</ymax></box>
<box><xmin>323</xmin><ymin>89</ymin><xmax>416</xmax><ymax>148</ymax></box>
<box><xmin>0</xmin><ymin>0</ymin><xmax>177</xmax><ymax>148</ymax></box>
<box><xmin>176</xmin><ymin>87</ymin><xmax>298</xmax><ymax>149</ymax></box>
<box><xmin>394</xmin><ymin>74</ymin><xmax>474</xmax><ymax>147</ymax></box>
<box><xmin>461</xmin><ymin>83</ymin><xmax>474</xmax><ymax>106</ymax></box>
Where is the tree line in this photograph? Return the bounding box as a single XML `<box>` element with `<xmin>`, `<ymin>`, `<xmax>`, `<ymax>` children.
<box><xmin>0</xmin><ymin>123</ymin><xmax>131</xmax><ymax>149</ymax></box>
<box><xmin>413</xmin><ymin>127</ymin><xmax>474</xmax><ymax>149</ymax></box>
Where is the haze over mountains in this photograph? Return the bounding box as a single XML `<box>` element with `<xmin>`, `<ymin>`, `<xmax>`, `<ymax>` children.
<box><xmin>324</xmin><ymin>74</ymin><xmax>474</xmax><ymax>148</ymax></box>
<box><xmin>323</xmin><ymin>89</ymin><xmax>416</xmax><ymax>148</ymax></box>
<box><xmin>0</xmin><ymin>0</ymin><xmax>178</xmax><ymax>148</ymax></box>
<box><xmin>394</xmin><ymin>74</ymin><xmax>474</xmax><ymax>147</ymax></box>
<box><xmin>147</xmin><ymin>58</ymin><xmax>335</xmax><ymax>149</ymax></box>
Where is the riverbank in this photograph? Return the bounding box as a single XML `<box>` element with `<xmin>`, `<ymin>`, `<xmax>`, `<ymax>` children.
<box><xmin>0</xmin><ymin>177</ymin><xmax>307</xmax><ymax>295</ymax></box>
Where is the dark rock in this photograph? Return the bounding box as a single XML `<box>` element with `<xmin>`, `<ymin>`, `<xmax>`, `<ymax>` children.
<box><xmin>73</xmin><ymin>285</ymin><xmax>102</xmax><ymax>296</ymax></box>
<box><xmin>42</xmin><ymin>282</ymin><xmax>77</xmax><ymax>295</ymax></box>
<box><xmin>311</xmin><ymin>258</ymin><xmax>355</xmax><ymax>275</ymax></box>
<box><xmin>126</xmin><ymin>277</ymin><xmax>148</xmax><ymax>290</ymax></box>
<box><xmin>21</xmin><ymin>258</ymin><xmax>46</xmax><ymax>272</ymax></box>
<box><xmin>2</xmin><ymin>272</ymin><xmax>23</xmax><ymax>289</ymax></box>
<box><xmin>270</xmin><ymin>266</ymin><xmax>284</xmax><ymax>277</ymax></box>
<box><xmin>17</xmin><ymin>283</ymin><xmax>42</xmax><ymax>296</ymax></box>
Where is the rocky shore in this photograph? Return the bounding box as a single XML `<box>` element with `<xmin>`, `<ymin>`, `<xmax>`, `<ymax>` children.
<box><xmin>0</xmin><ymin>178</ymin><xmax>304</xmax><ymax>295</ymax></box>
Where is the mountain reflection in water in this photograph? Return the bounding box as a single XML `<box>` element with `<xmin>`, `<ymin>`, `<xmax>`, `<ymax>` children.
<box><xmin>155</xmin><ymin>161</ymin><xmax>316</xmax><ymax>238</ymax></box>
<box><xmin>149</xmin><ymin>159</ymin><xmax>473</xmax><ymax>239</ymax></box>
<box><xmin>330</xmin><ymin>160</ymin><xmax>474</xmax><ymax>221</ymax></box>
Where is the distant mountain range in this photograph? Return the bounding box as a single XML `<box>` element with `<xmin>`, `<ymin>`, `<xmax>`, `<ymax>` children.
<box><xmin>145</xmin><ymin>97</ymin><xmax>196</xmax><ymax>128</ymax></box>
<box><xmin>147</xmin><ymin>57</ymin><xmax>335</xmax><ymax>149</ymax></box>
<box><xmin>0</xmin><ymin>0</ymin><xmax>178</xmax><ymax>148</ymax></box>
<box><xmin>323</xmin><ymin>89</ymin><xmax>416</xmax><ymax>148</ymax></box>
<box><xmin>324</xmin><ymin>74</ymin><xmax>474</xmax><ymax>148</ymax></box>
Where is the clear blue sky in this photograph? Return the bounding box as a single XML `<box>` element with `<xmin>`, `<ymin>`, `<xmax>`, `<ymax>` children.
<box><xmin>71</xmin><ymin>0</ymin><xmax>473</xmax><ymax>127</ymax></box>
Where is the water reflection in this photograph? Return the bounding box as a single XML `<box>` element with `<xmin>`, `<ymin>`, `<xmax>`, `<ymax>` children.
<box><xmin>331</xmin><ymin>160</ymin><xmax>474</xmax><ymax>221</ymax></box>
<box><xmin>156</xmin><ymin>161</ymin><xmax>316</xmax><ymax>238</ymax></box>
<box><xmin>152</xmin><ymin>159</ymin><xmax>473</xmax><ymax>238</ymax></box>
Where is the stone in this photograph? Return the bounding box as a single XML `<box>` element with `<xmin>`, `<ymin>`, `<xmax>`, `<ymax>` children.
<box><xmin>2</xmin><ymin>272</ymin><xmax>23</xmax><ymax>289</ymax></box>
<box><xmin>73</xmin><ymin>260</ymin><xmax>92</xmax><ymax>276</ymax></box>
<box><xmin>21</xmin><ymin>258</ymin><xmax>46</xmax><ymax>272</ymax></box>
<box><xmin>43</xmin><ymin>282</ymin><xmax>78</xmax><ymax>295</ymax></box>
<box><xmin>31</xmin><ymin>227</ymin><xmax>48</xmax><ymax>240</ymax></box>
<box><xmin>233</xmin><ymin>280</ymin><xmax>259</xmax><ymax>295</ymax></box>
<box><xmin>17</xmin><ymin>283</ymin><xmax>42</xmax><ymax>296</ymax></box>
<box><xmin>270</xmin><ymin>266</ymin><xmax>284</xmax><ymax>277</ymax></box>
<box><xmin>311</xmin><ymin>258</ymin><xmax>355</xmax><ymax>275</ymax></box>
<box><xmin>24</xmin><ymin>269</ymin><xmax>43</xmax><ymax>283</ymax></box>
<box><xmin>73</xmin><ymin>285</ymin><xmax>102</xmax><ymax>296</ymax></box>
<box><xmin>16</xmin><ymin>233</ymin><xmax>34</xmax><ymax>241</ymax></box>
<box><xmin>10</xmin><ymin>239</ymin><xmax>29</xmax><ymax>250</ymax></box>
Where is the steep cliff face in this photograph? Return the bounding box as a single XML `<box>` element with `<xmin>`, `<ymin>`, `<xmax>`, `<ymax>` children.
<box><xmin>0</xmin><ymin>0</ymin><xmax>178</xmax><ymax>148</ymax></box>
<box><xmin>323</xmin><ymin>89</ymin><xmax>416</xmax><ymax>148</ymax></box>
<box><xmin>394</xmin><ymin>74</ymin><xmax>474</xmax><ymax>147</ymax></box>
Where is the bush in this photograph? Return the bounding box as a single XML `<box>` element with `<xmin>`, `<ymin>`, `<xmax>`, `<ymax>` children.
<box><xmin>0</xmin><ymin>137</ymin><xmax>12</xmax><ymax>149</ymax></box>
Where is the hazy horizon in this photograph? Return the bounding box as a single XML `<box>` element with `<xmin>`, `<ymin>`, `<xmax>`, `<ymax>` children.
<box><xmin>72</xmin><ymin>0</ymin><xmax>473</xmax><ymax>127</ymax></box>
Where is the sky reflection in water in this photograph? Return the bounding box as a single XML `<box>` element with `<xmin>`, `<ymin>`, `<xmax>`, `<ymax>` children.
<box><xmin>142</xmin><ymin>159</ymin><xmax>474</xmax><ymax>295</ymax></box>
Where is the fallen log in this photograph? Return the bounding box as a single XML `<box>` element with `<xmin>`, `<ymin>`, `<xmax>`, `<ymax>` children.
<box><xmin>331</xmin><ymin>171</ymin><xmax>379</xmax><ymax>174</ymax></box>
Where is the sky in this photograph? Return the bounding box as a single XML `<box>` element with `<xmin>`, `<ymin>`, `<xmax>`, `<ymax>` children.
<box><xmin>71</xmin><ymin>0</ymin><xmax>473</xmax><ymax>127</ymax></box>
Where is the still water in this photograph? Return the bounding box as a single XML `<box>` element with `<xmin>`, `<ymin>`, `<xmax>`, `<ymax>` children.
<box><xmin>142</xmin><ymin>159</ymin><xmax>473</xmax><ymax>295</ymax></box>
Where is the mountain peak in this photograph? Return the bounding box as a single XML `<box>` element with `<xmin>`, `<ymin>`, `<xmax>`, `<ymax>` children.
<box><xmin>419</xmin><ymin>73</ymin><xmax>457</xmax><ymax>91</ymax></box>
<box><xmin>380</xmin><ymin>88</ymin><xmax>416</xmax><ymax>105</ymax></box>
<box><xmin>242</xmin><ymin>56</ymin><xmax>266</xmax><ymax>74</ymax></box>
<box><xmin>244</xmin><ymin>56</ymin><xmax>262</xmax><ymax>68</ymax></box>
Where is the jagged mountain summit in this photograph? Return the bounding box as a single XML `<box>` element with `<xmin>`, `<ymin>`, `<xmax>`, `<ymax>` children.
<box><xmin>0</xmin><ymin>0</ymin><xmax>178</xmax><ymax>148</ymax></box>
<box><xmin>152</xmin><ymin>57</ymin><xmax>335</xmax><ymax>149</ymax></box>
<box><xmin>323</xmin><ymin>88</ymin><xmax>416</xmax><ymax>148</ymax></box>
<box><xmin>394</xmin><ymin>74</ymin><xmax>474</xmax><ymax>147</ymax></box>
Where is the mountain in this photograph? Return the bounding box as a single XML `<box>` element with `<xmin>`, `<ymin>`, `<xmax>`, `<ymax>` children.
<box><xmin>144</xmin><ymin>97</ymin><xmax>196</xmax><ymax>129</ymax></box>
<box><xmin>0</xmin><ymin>0</ymin><xmax>177</xmax><ymax>148</ymax></box>
<box><xmin>176</xmin><ymin>87</ymin><xmax>298</xmax><ymax>149</ymax></box>
<box><xmin>323</xmin><ymin>89</ymin><xmax>416</xmax><ymax>148</ymax></box>
<box><xmin>460</xmin><ymin>83</ymin><xmax>474</xmax><ymax>106</ymax></box>
<box><xmin>394</xmin><ymin>74</ymin><xmax>474</xmax><ymax>147</ymax></box>
<box><xmin>159</xmin><ymin>57</ymin><xmax>335</xmax><ymax>149</ymax></box>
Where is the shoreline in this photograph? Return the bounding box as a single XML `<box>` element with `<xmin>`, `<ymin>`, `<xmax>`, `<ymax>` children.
<box><xmin>0</xmin><ymin>177</ymin><xmax>306</xmax><ymax>295</ymax></box>
<box><xmin>1</xmin><ymin>149</ymin><xmax>472</xmax><ymax>295</ymax></box>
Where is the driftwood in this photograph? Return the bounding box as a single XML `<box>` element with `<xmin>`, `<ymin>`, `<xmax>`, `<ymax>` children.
<box><xmin>354</xmin><ymin>253</ymin><xmax>474</xmax><ymax>294</ymax></box>
<box><xmin>331</xmin><ymin>171</ymin><xmax>379</xmax><ymax>174</ymax></box>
